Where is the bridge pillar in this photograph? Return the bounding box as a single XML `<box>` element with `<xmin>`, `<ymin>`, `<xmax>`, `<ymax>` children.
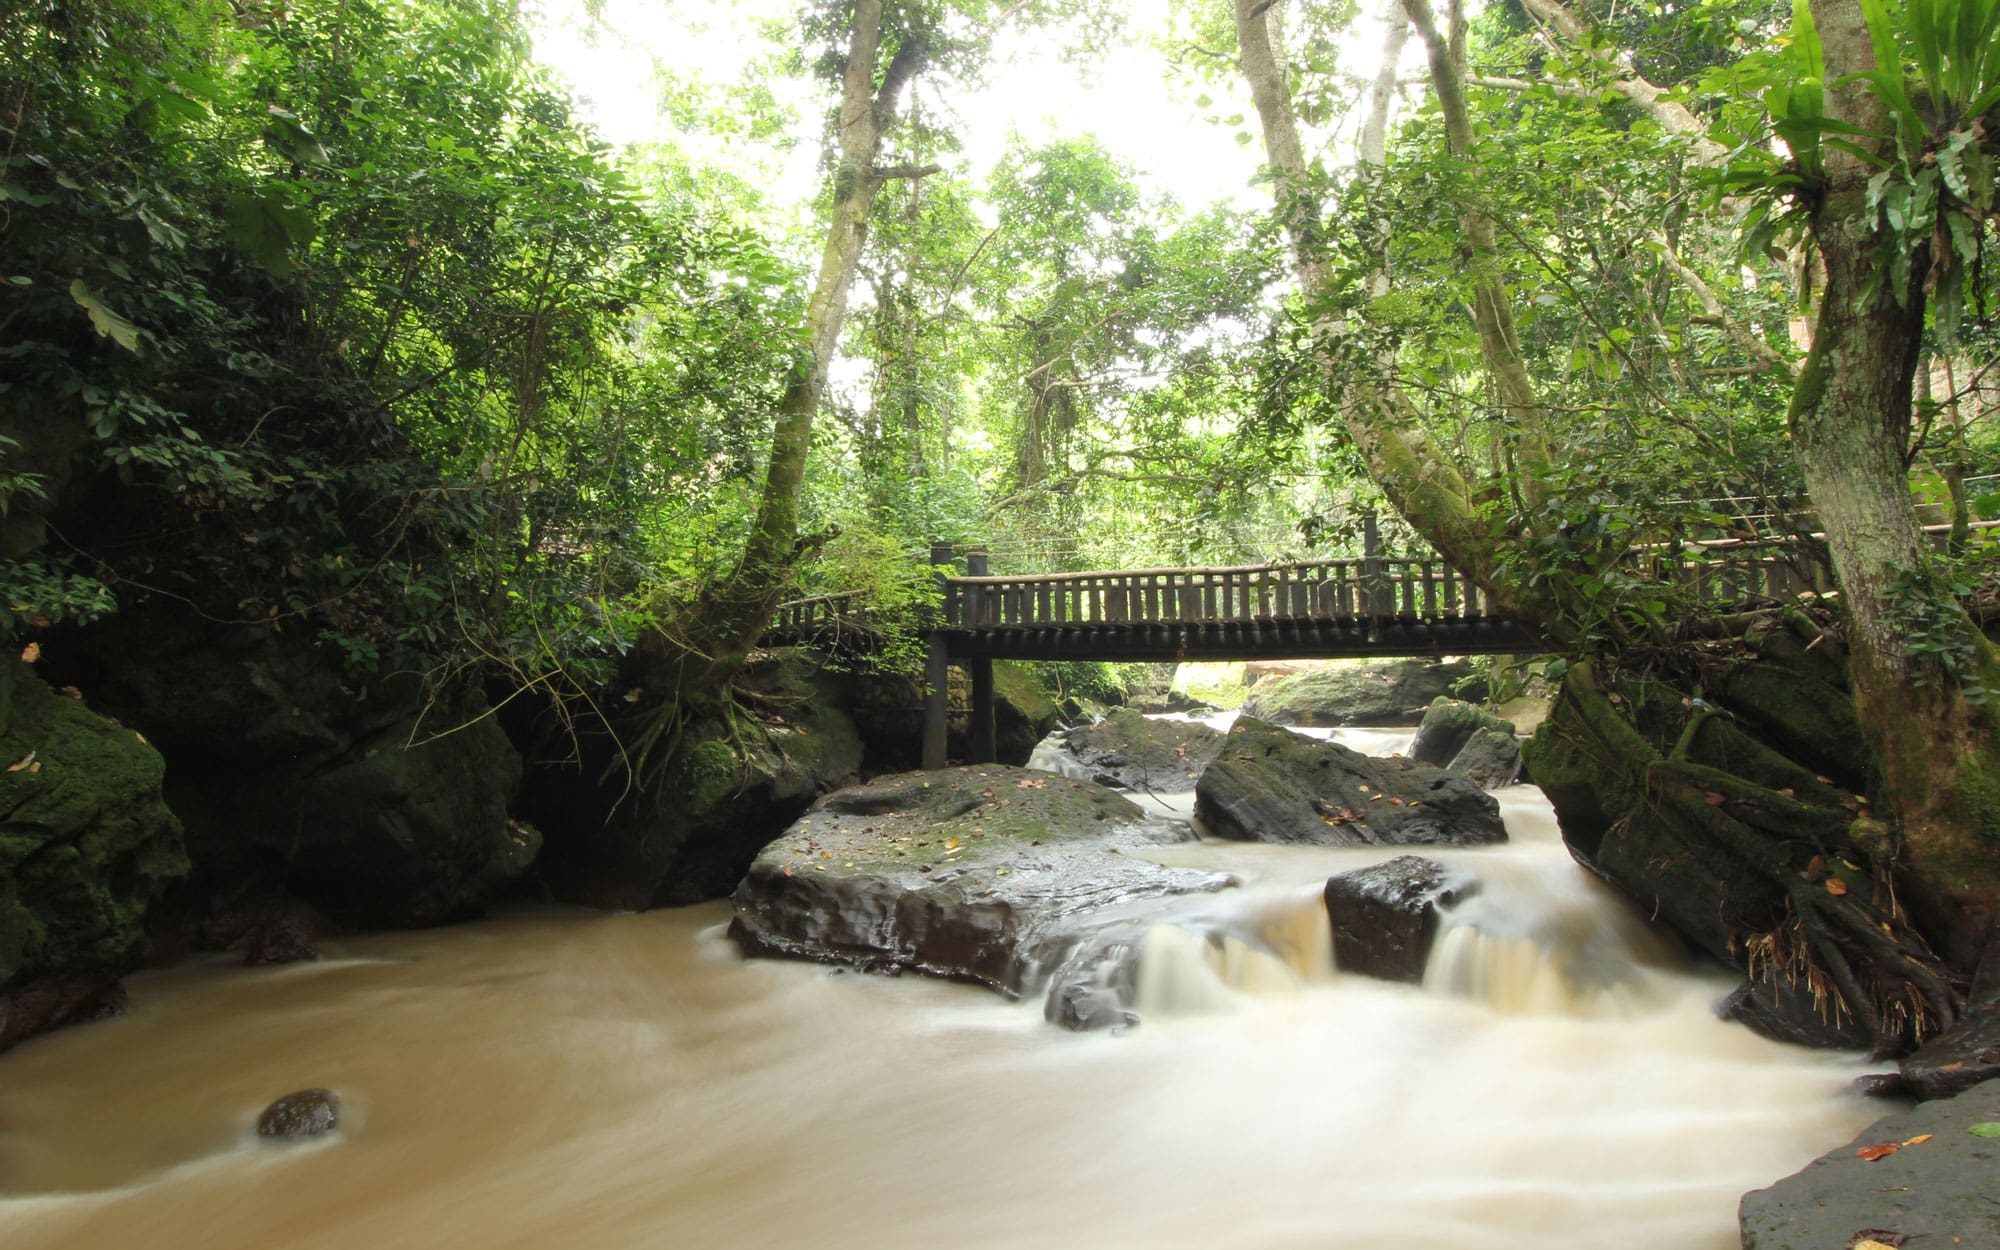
<box><xmin>1362</xmin><ymin>511</ymin><xmax>1385</xmax><ymax>645</ymax></box>
<box><xmin>922</xmin><ymin>541</ymin><xmax>958</xmax><ymax>770</ymax></box>
<box><xmin>969</xmin><ymin>658</ymin><xmax>996</xmax><ymax>763</ymax></box>
<box><xmin>922</xmin><ymin>633</ymin><xmax>950</xmax><ymax>770</ymax></box>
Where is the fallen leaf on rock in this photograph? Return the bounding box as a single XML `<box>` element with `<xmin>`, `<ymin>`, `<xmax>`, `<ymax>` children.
<box><xmin>5</xmin><ymin>750</ymin><xmax>35</xmax><ymax>772</ymax></box>
<box><xmin>1901</xmin><ymin>1134</ymin><xmax>1932</xmax><ymax>1146</ymax></box>
<box><xmin>1704</xmin><ymin>791</ymin><xmax>1727</xmax><ymax>806</ymax></box>
<box><xmin>1855</xmin><ymin>1141</ymin><xmax>1901</xmax><ymax>1161</ymax></box>
<box><xmin>1849</xmin><ymin>1231</ymin><xmax>1907</xmax><ymax>1249</ymax></box>
<box><xmin>19</xmin><ymin>642</ymin><xmax>39</xmax><ymax>663</ymax></box>
<box><xmin>944</xmin><ymin>836</ymin><xmax>959</xmax><ymax>850</ymax></box>
<box><xmin>1965</xmin><ymin>1122</ymin><xmax>2000</xmax><ymax>1137</ymax></box>
<box><xmin>1827</xmin><ymin>879</ymin><xmax>1850</xmax><ymax>896</ymax></box>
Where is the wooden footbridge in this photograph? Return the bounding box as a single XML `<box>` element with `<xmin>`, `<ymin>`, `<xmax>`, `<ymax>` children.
<box><xmin>768</xmin><ymin>517</ymin><xmax>1839</xmax><ymax>769</ymax></box>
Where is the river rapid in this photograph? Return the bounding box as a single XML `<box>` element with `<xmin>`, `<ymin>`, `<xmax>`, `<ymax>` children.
<box><xmin>0</xmin><ymin>725</ymin><xmax>1878</xmax><ymax>1250</ymax></box>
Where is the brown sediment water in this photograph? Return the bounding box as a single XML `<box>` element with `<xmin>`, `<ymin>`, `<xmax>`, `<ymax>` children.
<box><xmin>0</xmin><ymin>729</ymin><xmax>1877</xmax><ymax>1250</ymax></box>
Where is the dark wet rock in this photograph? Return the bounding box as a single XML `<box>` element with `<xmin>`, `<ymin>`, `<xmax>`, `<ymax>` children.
<box><xmin>1240</xmin><ymin>659</ymin><xmax>1486</xmax><ymax>728</ymax></box>
<box><xmin>1855</xmin><ymin>1071</ymin><xmax>1910</xmax><ymax>1099</ymax></box>
<box><xmin>257</xmin><ymin>1089</ymin><xmax>341</xmax><ymax>1140</ymax></box>
<box><xmin>240</xmin><ymin>899</ymin><xmax>337</xmax><ymax>966</ymax></box>
<box><xmin>1</xmin><ymin>658</ymin><xmax>185</xmax><ymax>1055</ymax></box>
<box><xmin>1740</xmin><ymin>1077</ymin><xmax>2000</xmax><ymax>1249</ymax></box>
<box><xmin>1719</xmin><ymin>976</ymin><xmax>1876</xmax><ymax>1051</ymax></box>
<box><xmin>1194</xmin><ymin>717</ymin><xmax>1506</xmax><ymax>847</ymax></box>
<box><xmin>1901</xmin><ymin>996</ymin><xmax>2000</xmax><ymax>1101</ymax></box>
<box><xmin>1324</xmin><ymin>856</ymin><xmax>1477</xmax><ymax>984</ymax></box>
<box><xmin>528</xmin><ymin>663</ymin><xmax>865</xmax><ymax>910</ymax></box>
<box><xmin>1042</xmin><ymin>922</ymin><xmax>1152</xmax><ymax>1030</ymax></box>
<box><xmin>45</xmin><ymin>612</ymin><xmax>528</xmax><ymax>930</ymax></box>
<box><xmin>1446</xmin><ymin>726</ymin><xmax>1522</xmax><ymax>789</ymax></box>
<box><xmin>729</xmin><ymin>765</ymin><xmax>1232</xmax><ymax>1010</ymax></box>
<box><xmin>1056</xmin><ymin>709</ymin><xmax>1224</xmax><ymax>793</ymax></box>
<box><xmin>1408</xmin><ymin>697</ymin><xmax>1513</xmax><ymax>767</ymax></box>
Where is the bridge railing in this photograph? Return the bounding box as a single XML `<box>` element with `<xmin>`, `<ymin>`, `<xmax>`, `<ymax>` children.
<box><xmin>942</xmin><ymin>557</ymin><xmax>1497</xmax><ymax>630</ymax></box>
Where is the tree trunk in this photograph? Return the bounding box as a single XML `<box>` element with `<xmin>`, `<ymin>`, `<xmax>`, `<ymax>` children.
<box><xmin>641</xmin><ymin>0</ymin><xmax>927</xmax><ymax>695</ymax></box>
<box><xmin>1785</xmin><ymin>0</ymin><xmax>2000</xmax><ymax>968</ymax></box>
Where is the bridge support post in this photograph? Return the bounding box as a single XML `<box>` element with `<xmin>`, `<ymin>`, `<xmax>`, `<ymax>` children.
<box><xmin>922</xmin><ymin>632</ymin><xmax>950</xmax><ymax>770</ymax></box>
<box><xmin>969</xmin><ymin>658</ymin><xmax>996</xmax><ymax>763</ymax></box>
<box><xmin>921</xmin><ymin>541</ymin><xmax>958</xmax><ymax>770</ymax></box>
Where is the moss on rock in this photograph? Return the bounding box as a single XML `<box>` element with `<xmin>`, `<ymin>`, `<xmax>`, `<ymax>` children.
<box><xmin>0</xmin><ymin>659</ymin><xmax>185</xmax><ymax>1051</ymax></box>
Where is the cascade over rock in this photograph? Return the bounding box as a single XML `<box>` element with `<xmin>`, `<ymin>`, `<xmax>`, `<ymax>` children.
<box><xmin>1195</xmin><ymin>716</ymin><xmax>1506</xmax><ymax>846</ymax></box>
<box><xmin>1241</xmin><ymin>659</ymin><xmax>1485</xmax><ymax>727</ymax></box>
<box><xmin>0</xmin><ymin>658</ymin><xmax>185</xmax><ymax>1054</ymax></box>
<box><xmin>1324</xmin><ymin>856</ymin><xmax>1477</xmax><ymax>983</ymax></box>
<box><xmin>729</xmin><ymin>765</ymin><xmax>1231</xmax><ymax>1016</ymax></box>
<box><xmin>1054</xmin><ymin>707</ymin><xmax>1224</xmax><ymax>792</ymax></box>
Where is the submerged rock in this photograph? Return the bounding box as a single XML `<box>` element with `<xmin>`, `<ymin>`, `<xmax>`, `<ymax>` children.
<box><xmin>729</xmin><ymin>765</ymin><xmax>1232</xmax><ymax>1011</ymax></box>
<box><xmin>1194</xmin><ymin>717</ymin><xmax>1506</xmax><ymax>847</ymax></box>
<box><xmin>1324</xmin><ymin>856</ymin><xmax>1477</xmax><ymax>984</ymax></box>
<box><xmin>0</xmin><ymin>658</ymin><xmax>186</xmax><ymax>1055</ymax></box>
<box><xmin>1240</xmin><ymin>659</ymin><xmax>1486</xmax><ymax>728</ymax></box>
<box><xmin>1055</xmin><ymin>709</ymin><xmax>1224</xmax><ymax>793</ymax></box>
<box><xmin>258</xmin><ymin>1089</ymin><xmax>341</xmax><ymax>1140</ymax></box>
<box><xmin>1740</xmin><ymin>1077</ymin><xmax>2000</xmax><ymax>1249</ymax></box>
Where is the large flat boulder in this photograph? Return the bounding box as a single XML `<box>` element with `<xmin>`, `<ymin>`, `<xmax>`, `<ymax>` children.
<box><xmin>1740</xmin><ymin>1077</ymin><xmax>2000</xmax><ymax>1249</ymax></box>
<box><xmin>1241</xmin><ymin>659</ymin><xmax>1486</xmax><ymax>728</ymax></box>
<box><xmin>1054</xmin><ymin>709</ymin><xmax>1224</xmax><ymax>793</ymax></box>
<box><xmin>730</xmin><ymin>765</ymin><xmax>1232</xmax><ymax>1006</ymax></box>
<box><xmin>1195</xmin><ymin>717</ymin><xmax>1506</xmax><ymax>847</ymax></box>
<box><xmin>1901</xmin><ymin>996</ymin><xmax>2000</xmax><ymax>1101</ymax></box>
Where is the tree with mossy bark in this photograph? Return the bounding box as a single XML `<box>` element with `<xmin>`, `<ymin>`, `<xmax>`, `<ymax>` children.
<box><xmin>1227</xmin><ymin>0</ymin><xmax>2000</xmax><ymax>1051</ymax></box>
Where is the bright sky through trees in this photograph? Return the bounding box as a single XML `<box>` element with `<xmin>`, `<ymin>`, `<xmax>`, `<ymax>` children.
<box><xmin>530</xmin><ymin>0</ymin><xmax>1269</xmax><ymax>212</ymax></box>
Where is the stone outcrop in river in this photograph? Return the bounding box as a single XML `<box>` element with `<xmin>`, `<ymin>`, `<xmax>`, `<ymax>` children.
<box><xmin>1050</xmin><ymin>708</ymin><xmax>1224</xmax><ymax>792</ymax></box>
<box><xmin>1240</xmin><ymin>659</ymin><xmax>1485</xmax><ymax>727</ymax></box>
<box><xmin>0</xmin><ymin>658</ymin><xmax>186</xmax><ymax>1053</ymax></box>
<box><xmin>729</xmin><ymin>765</ymin><xmax>1231</xmax><ymax>1019</ymax></box>
<box><xmin>1323</xmin><ymin>856</ymin><xmax>1476</xmax><ymax>983</ymax></box>
<box><xmin>1409</xmin><ymin>697</ymin><xmax>1522</xmax><ymax>788</ymax></box>
<box><xmin>1195</xmin><ymin>717</ymin><xmax>1506</xmax><ymax>846</ymax></box>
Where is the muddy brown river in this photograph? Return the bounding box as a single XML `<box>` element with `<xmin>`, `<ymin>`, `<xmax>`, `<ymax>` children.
<box><xmin>0</xmin><ymin>731</ymin><xmax>1876</xmax><ymax>1250</ymax></box>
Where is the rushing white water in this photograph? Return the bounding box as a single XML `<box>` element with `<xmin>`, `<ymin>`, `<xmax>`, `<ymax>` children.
<box><xmin>0</xmin><ymin>721</ymin><xmax>1878</xmax><ymax>1250</ymax></box>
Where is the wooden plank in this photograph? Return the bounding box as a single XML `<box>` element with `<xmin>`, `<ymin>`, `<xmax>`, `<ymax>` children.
<box><xmin>1422</xmin><ymin>563</ymin><xmax>1437</xmax><ymax>621</ymax></box>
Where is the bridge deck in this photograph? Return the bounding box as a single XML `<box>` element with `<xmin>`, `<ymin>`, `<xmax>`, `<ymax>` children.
<box><xmin>766</xmin><ymin>539</ymin><xmax>1832</xmax><ymax>768</ymax></box>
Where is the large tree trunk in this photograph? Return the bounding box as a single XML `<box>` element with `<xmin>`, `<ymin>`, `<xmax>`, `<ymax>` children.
<box><xmin>1233</xmin><ymin>0</ymin><xmax>1546</xmax><ymax>624</ymax></box>
<box><xmin>637</xmin><ymin>0</ymin><xmax>926</xmax><ymax>698</ymax></box>
<box><xmin>1784</xmin><ymin>0</ymin><xmax>2000</xmax><ymax>968</ymax></box>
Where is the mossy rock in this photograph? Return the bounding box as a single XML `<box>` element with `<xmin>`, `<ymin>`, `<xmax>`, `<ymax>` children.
<box><xmin>43</xmin><ymin>612</ymin><xmax>529</xmax><ymax>931</ymax></box>
<box><xmin>0</xmin><ymin>659</ymin><xmax>185</xmax><ymax>1051</ymax></box>
<box><xmin>1056</xmin><ymin>708</ymin><xmax>1225</xmax><ymax>793</ymax></box>
<box><xmin>1240</xmin><ymin>659</ymin><xmax>1485</xmax><ymax>727</ymax></box>
<box><xmin>729</xmin><ymin>765</ymin><xmax>1229</xmax><ymax>1002</ymax></box>
<box><xmin>1408</xmin><ymin>697</ymin><xmax>1515</xmax><ymax>768</ymax></box>
<box><xmin>529</xmin><ymin>663</ymin><xmax>866</xmax><ymax>909</ymax></box>
<box><xmin>1195</xmin><ymin>717</ymin><xmax>1505</xmax><ymax>846</ymax></box>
